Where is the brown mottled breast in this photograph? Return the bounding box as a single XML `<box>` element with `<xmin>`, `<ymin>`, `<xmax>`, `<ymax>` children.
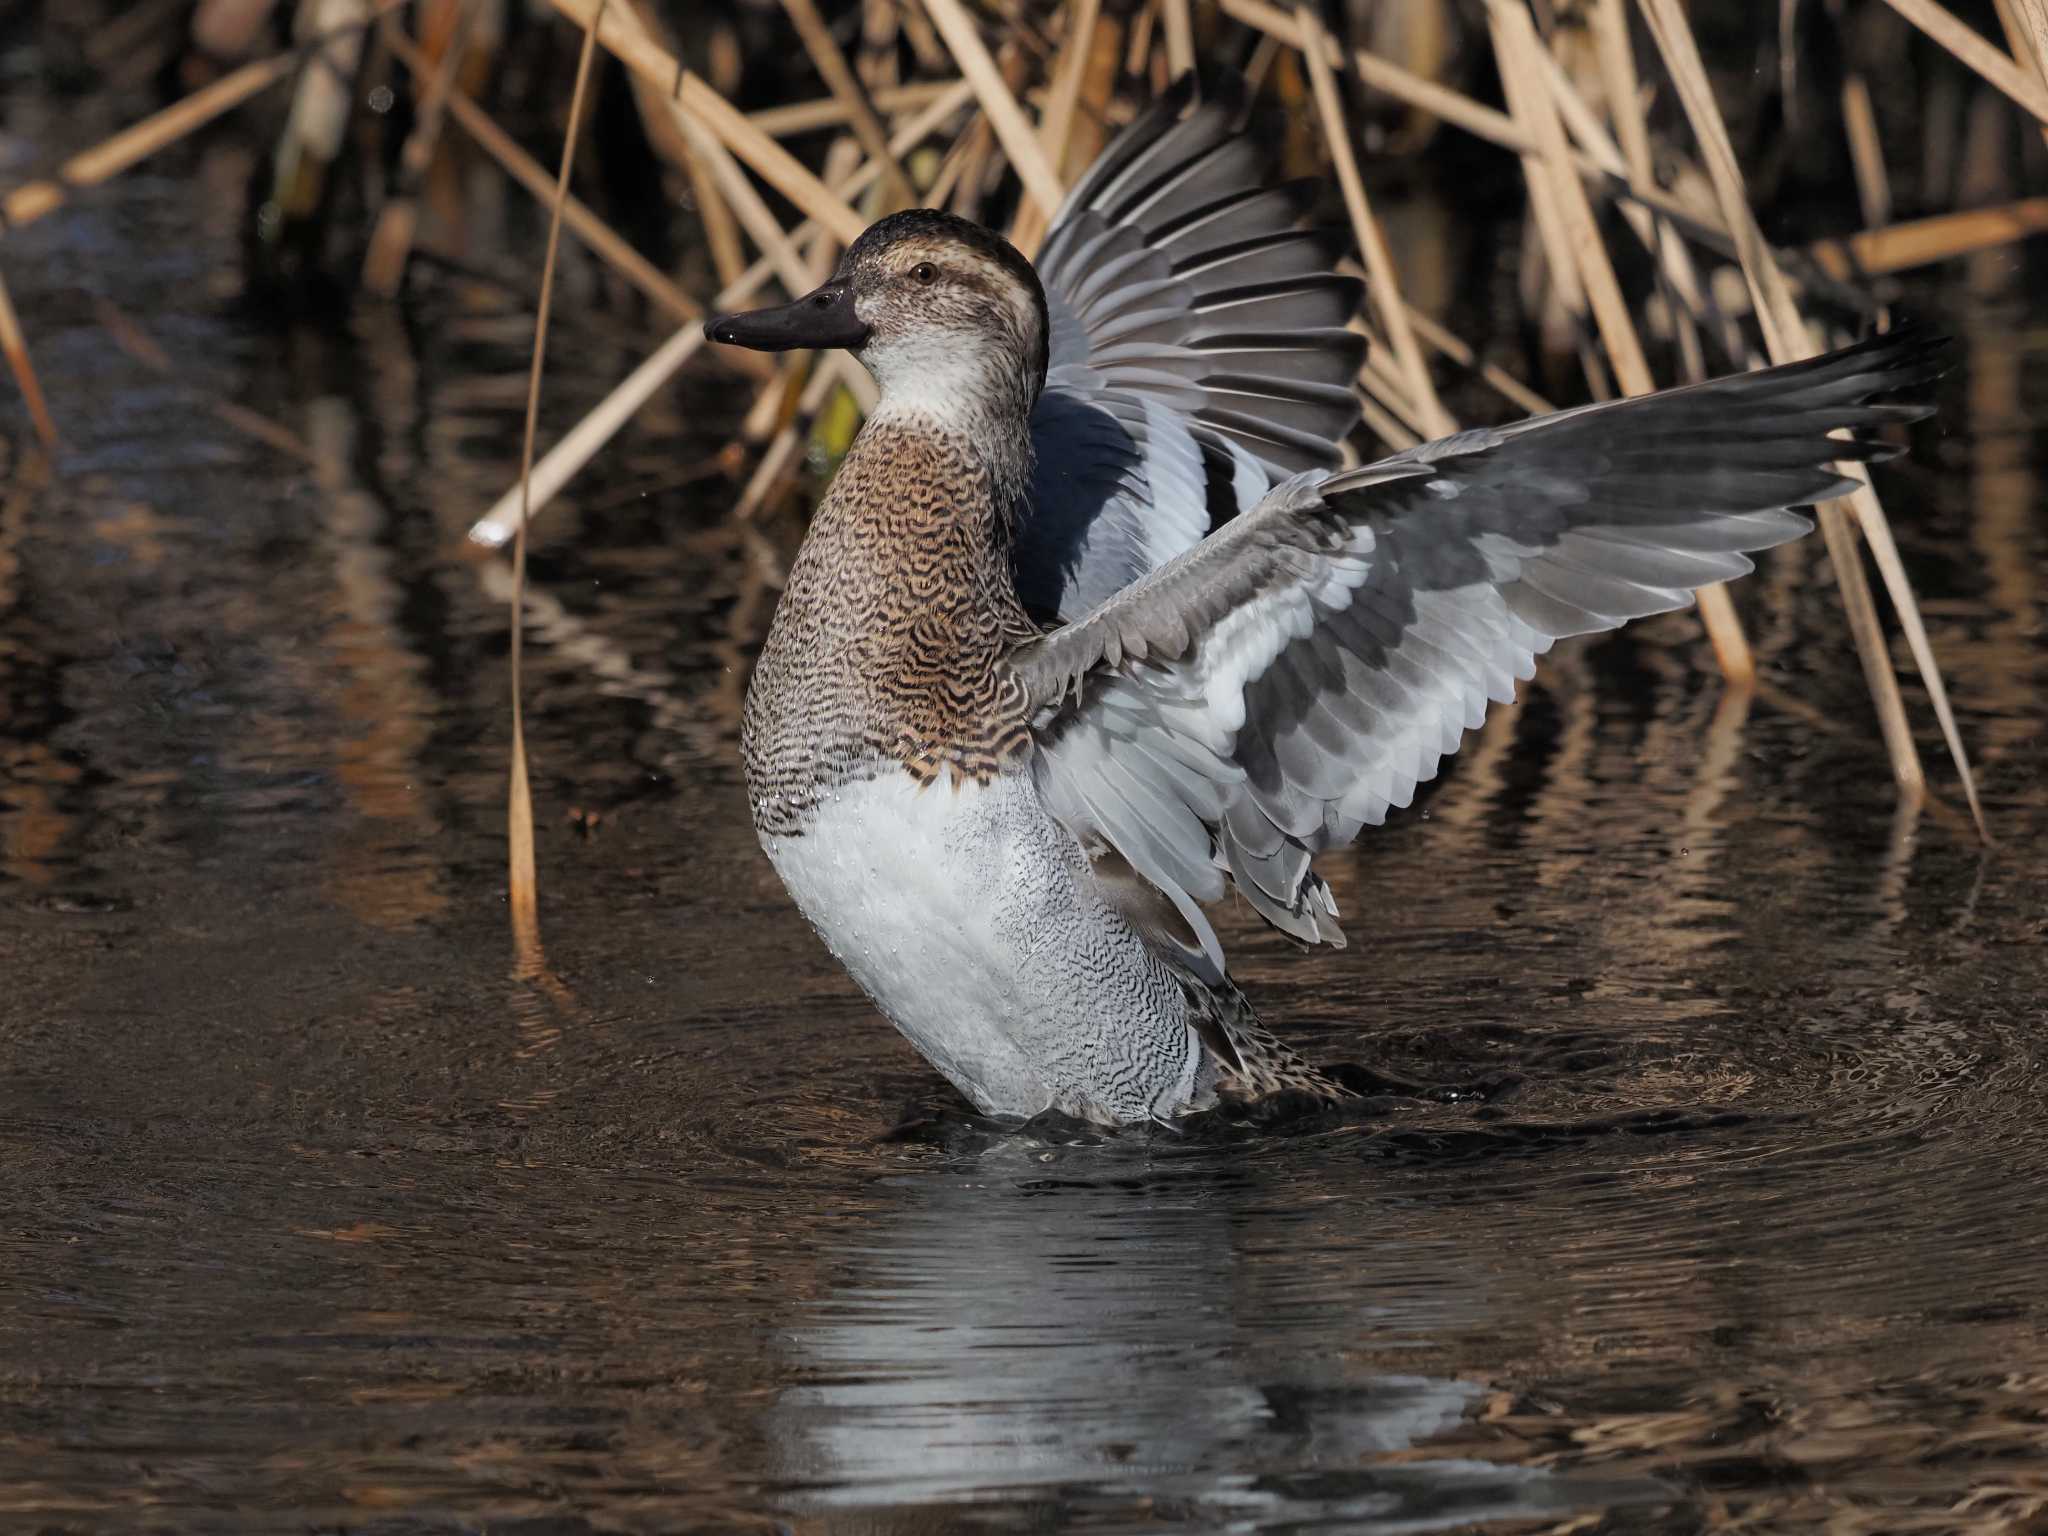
<box><xmin>742</xmin><ymin>418</ymin><xmax>1041</xmax><ymax>837</ymax></box>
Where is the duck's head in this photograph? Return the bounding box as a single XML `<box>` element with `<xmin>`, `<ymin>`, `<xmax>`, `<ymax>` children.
<box><xmin>707</xmin><ymin>209</ymin><xmax>1049</xmax><ymax>422</ymax></box>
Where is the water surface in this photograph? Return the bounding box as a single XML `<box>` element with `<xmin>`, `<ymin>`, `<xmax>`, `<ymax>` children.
<box><xmin>3</xmin><ymin>87</ymin><xmax>2047</xmax><ymax>1536</ymax></box>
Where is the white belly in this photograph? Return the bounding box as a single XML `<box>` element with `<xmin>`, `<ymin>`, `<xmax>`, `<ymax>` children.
<box><xmin>760</xmin><ymin>769</ymin><xmax>1200</xmax><ymax>1123</ymax></box>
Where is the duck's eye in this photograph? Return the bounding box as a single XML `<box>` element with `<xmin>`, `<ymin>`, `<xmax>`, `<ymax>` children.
<box><xmin>911</xmin><ymin>261</ymin><xmax>938</xmax><ymax>285</ymax></box>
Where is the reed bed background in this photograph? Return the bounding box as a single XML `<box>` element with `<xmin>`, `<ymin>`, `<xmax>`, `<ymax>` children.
<box><xmin>5</xmin><ymin>0</ymin><xmax>2043</xmax><ymax>934</ymax></box>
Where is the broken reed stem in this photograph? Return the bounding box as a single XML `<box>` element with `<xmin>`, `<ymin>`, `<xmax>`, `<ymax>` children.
<box><xmin>508</xmin><ymin>0</ymin><xmax>606</xmax><ymax>962</ymax></box>
<box><xmin>363</xmin><ymin>0</ymin><xmax>481</xmax><ymax>297</ymax></box>
<box><xmin>0</xmin><ymin>266</ymin><xmax>57</xmax><ymax>449</ymax></box>
<box><xmin>1878</xmin><ymin>0</ymin><xmax>2048</xmax><ymax>128</ymax></box>
<box><xmin>1639</xmin><ymin>0</ymin><xmax>1986</xmax><ymax>836</ymax></box>
<box><xmin>1295</xmin><ymin>3</ymin><xmax>1454</xmax><ymax>438</ymax></box>
<box><xmin>779</xmin><ymin>0</ymin><xmax>915</xmax><ymax>209</ymax></box>
<box><xmin>919</xmin><ymin>0</ymin><xmax>1066</xmax><ymax>218</ymax></box>
<box><xmin>0</xmin><ymin>0</ymin><xmax>412</xmax><ymax>233</ymax></box>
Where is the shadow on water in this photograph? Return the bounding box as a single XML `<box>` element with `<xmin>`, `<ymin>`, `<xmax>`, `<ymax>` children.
<box><xmin>2</xmin><ymin>69</ymin><xmax>2048</xmax><ymax>1536</ymax></box>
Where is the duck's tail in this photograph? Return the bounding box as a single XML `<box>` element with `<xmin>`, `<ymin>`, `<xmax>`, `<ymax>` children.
<box><xmin>1178</xmin><ymin>970</ymin><xmax>1353</xmax><ymax>1109</ymax></box>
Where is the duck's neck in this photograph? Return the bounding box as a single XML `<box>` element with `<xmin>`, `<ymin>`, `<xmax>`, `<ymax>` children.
<box><xmin>856</xmin><ymin>388</ymin><xmax>1036</xmax><ymax>533</ymax></box>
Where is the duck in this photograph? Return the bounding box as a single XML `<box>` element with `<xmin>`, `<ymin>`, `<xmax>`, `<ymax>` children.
<box><xmin>707</xmin><ymin>79</ymin><xmax>1941</xmax><ymax>1129</ymax></box>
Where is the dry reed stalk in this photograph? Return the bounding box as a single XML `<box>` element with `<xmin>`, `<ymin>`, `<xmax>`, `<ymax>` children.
<box><xmin>1840</xmin><ymin>75</ymin><xmax>1895</xmax><ymax>229</ymax></box>
<box><xmin>1354</xmin><ymin>334</ymin><xmax>1437</xmax><ymax>441</ymax></box>
<box><xmin>675</xmin><ymin>116</ymin><xmax>820</xmax><ymax>301</ymax></box>
<box><xmin>748</xmin><ymin>80</ymin><xmax>962</xmax><ymax>137</ymax></box>
<box><xmin>919</xmin><ymin>0</ymin><xmax>1066</xmax><ymax>218</ymax></box>
<box><xmin>1039</xmin><ymin>0</ymin><xmax>1100</xmax><ymax>167</ymax></box>
<box><xmin>2007</xmin><ymin>0</ymin><xmax>2048</xmax><ymax>70</ymax></box>
<box><xmin>1879</xmin><ymin>0</ymin><xmax>2048</xmax><ymax>128</ymax></box>
<box><xmin>1493</xmin><ymin>6</ymin><xmax>1650</xmax><ymax>390</ymax></box>
<box><xmin>1162</xmin><ymin>0</ymin><xmax>1195</xmax><ymax>77</ymax></box>
<box><xmin>604</xmin><ymin>1</ymin><xmax>750</xmax><ymax>290</ymax></box>
<box><xmin>1402</xmin><ymin>301</ymin><xmax>1555</xmax><ymax>415</ymax></box>
<box><xmin>0</xmin><ymin>268</ymin><xmax>56</xmax><ymax>450</ymax></box>
<box><xmin>1546</xmin><ymin>30</ymin><xmax>1718</xmax><ymax>365</ymax></box>
<box><xmin>1221</xmin><ymin>0</ymin><xmax>1737</xmax><ymax>250</ymax></box>
<box><xmin>1495</xmin><ymin>2</ymin><xmax>1752</xmax><ymax>676</ymax></box>
<box><xmin>0</xmin><ymin>0</ymin><xmax>410</xmax><ymax>233</ymax></box>
<box><xmin>946</xmin><ymin>117</ymin><xmax>998</xmax><ymax>218</ymax></box>
<box><xmin>1009</xmin><ymin>0</ymin><xmax>1100</xmax><ymax>258</ymax></box>
<box><xmin>1589</xmin><ymin>0</ymin><xmax>1649</xmax><ymax>188</ymax></box>
<box><xmin>383</xmin><ymin>27</ymin><xmax>717</xmax><ymax>334</ymax></box>
<box><xmin>544</xmin><ymin>0</ymin><xmax>866</xmax><ymax>245</ymax></box>
<box><xmin>680</xmin><ymin>135</ymin><xmax>749</xmax><ymax>291</ymax></box>
<box><xmin>363</xmin><ymin>0</ymin><xmax>480</xmax><ymax>296</ymax></box>
<box><xmin>1223</xmin><ymin>0</ymin><xmax>1523</xmax><ymax>151</ymax></box>
<box><xmin>1061</xmin><ymin>12</ymin><xmax>1126</xmax><ymax>179</ymax></box>
<box><xmin>1240</xmin><ymin>27</ymin><xmax>1284</xmax><ymax>92</ymax></box>
<box><xmin>1588</xmin><ymin>0</ymin><xmax>1708</xmax><ymax>377</ymax></box>
<box><xmin>1295</xmin><ymin>4</ymin><xmax>1453</xmax><ymax>438</ymax></box>
<box><xmin>802</xmin><ymin>137</ymin><xmax>866</xmax><ymax>275</ymax></box>
<box><xmin>1355</xmin><ymin>390</ymin><xmax>1421</xmax><ymax>452</ymax></box>
<box><xmin>467</xmin><ymin>80</ymin><xmax>976</xmax><ymax>547</ymax></box>
<box><xmin>739</xmin><ymin>356</ymin><xmax>804</xmax><ymax>445</ymax></box>
<box><xmin>779</xmin><ymin>0</ymin><xmax>915</xmax><ymax>209</ymax></box>
<box><xmin>508</xmin><ymin>0</ymin><xmax>607</xmax><ymax>964</ymax></box>
<box><xmin>1589</xmin><ymin>42</ymin><xmax>1703</xmax><ymax>378</ymax></box>
<box><xmin>1809</xmin><ymin>196</ymin><xmax>2048</xmax><ymax>278</ymax></box>
<box><xmin>1494</xmin><ymin>21</ymin><xmax>1596</xmax><ymax>366</ymax></box>
<box><xmin>1994</xmin><ymin>0</ymin><xmax>2048</xmax><ymax>147</ymax></box>
<box><xmin>1125</xmin><ymin>1</ymin><xmax>1160</xmax><ymax>79</ymax></box>
<box><xmin>925</xmin><ymin>121</ymin><xmax>980</xmax><ymax>207</ymax></box>
<box><xmin>1639</xmin><ymin>0</ymin><xmax>1986</xmax><ymax>835</ymax></box>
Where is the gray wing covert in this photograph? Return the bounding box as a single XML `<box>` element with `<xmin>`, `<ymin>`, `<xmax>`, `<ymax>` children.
<box><xmin>1017</xmin><ymin>330</ymin><xmax>1946</xmax><ymax>977</ymax></box>
<box><xmin>1018</xmin><ymin>76</ymin><xmax>1366</xmax><ymax>622</ymax></box>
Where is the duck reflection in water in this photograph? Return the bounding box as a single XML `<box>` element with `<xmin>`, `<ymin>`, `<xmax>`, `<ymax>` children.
<box><xmin>765</xmin><ymin>1137</ymin><xmax>1665</xmax><ymax>1528</ymax></box>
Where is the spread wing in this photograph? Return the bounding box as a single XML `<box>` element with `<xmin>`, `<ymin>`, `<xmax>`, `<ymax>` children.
<box><xmin>1017</xmin><ymin>76</ymin><xmax>1366</xmax><ymax>623</ymax></box>
<box><xmin>1015</xmin><ymin>329</ymin><xmax>1945</xmax><ymax>979</ymax></box>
